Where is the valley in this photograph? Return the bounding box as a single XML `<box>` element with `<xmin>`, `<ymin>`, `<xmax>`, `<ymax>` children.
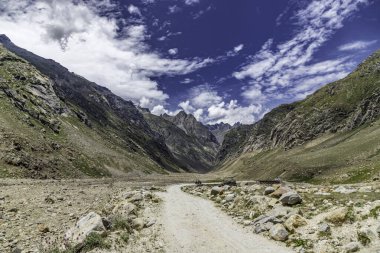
<box><xmin>0</xmin><ymin>29</ymin><xmax>380</xmax><ymax>253</ymax></box>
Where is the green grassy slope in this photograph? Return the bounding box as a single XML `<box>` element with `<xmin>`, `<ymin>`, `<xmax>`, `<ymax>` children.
<box><xmin>217</xmin><ymin>118</ymin><xmax>380</xmax><ymax>183</ymax></box>
<box><xmin>217</xmin><ymin>49</ymin><xmax>380</xmax><ymax>183</ymax></box>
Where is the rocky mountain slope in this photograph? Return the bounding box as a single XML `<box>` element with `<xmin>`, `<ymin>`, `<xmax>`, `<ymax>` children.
<box><xmin>207</xmin><ymin>122</ymin><xmax>237</xmax><ymax>144</ymax></box>
<box><xmin>0</xmin><ymin>35</ymin><xmax>226</xmax><ymax>178</ymax></box>
<box><xmin>143</xmin><ymin>111</ymin><xmax>219</xmax><ymax>172</ymax></box>
<box><xmin>0</xmin><ymin>35</ymin><xmax>190</xmax><ymax>178</ymax></box>
<box><xmin>218</xmin><ymin>49</ymin><xmax>380</xmax><ymax>183</ymax></box>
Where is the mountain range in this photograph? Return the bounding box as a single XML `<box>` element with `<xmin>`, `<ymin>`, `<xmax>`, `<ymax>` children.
<box><xmin>0</xmin><ymin>34</ymin><xmax>380</xmax><ymax>183</ymax></box>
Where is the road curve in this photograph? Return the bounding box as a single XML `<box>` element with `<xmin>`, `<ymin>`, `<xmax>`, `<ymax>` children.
<box><xmin>157</xmin><ymin>185</ymin><xmax>294</xmax><ymax>253</ymax></box>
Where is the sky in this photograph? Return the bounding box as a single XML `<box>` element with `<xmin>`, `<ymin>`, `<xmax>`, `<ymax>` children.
<box><xmin>0</xmin><ymin>0</ymin><xmax>379</xmax><ymax>125</ymax></box>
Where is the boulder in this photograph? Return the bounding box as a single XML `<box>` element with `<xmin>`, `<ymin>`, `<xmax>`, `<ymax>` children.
<box><xmin>325</xmin><ymin>207</ymin><xmax>349</xmax><ymax>223</ymax></box>
<box><xmin>284</xmin><ymin>214</ymin><xmax>307</xmax><ymax>232</ymax></box>
<box><xmin>113</xmin><ymin>201</ymin><xmax>137</xmax><ymax>216</ymax></box>
<box><xmin>279</xmin><ymin>192</ymin><xmax>302</xmax><ymax>206</ymax></box>
<box><xmin>264</xmin><ymin>187</ymin><xmax>275</xmax><ymax>195</ymax></box>
<box><xmin>224</xmin><ymin>194</ymin><xmax>235</xmax><ymax>202</ymax></box>
<box><xmin>64</xmin><ymin>212</ymin><xmax>106</xmax><ymax>245</ymax></box>
<box><xmin>269</xmin><ymin>224</ymin><xmax>289</xmax><ymax>241</ymax></box>
<box><xmin>343</xmin><ymin>242</ymin><xmax>360</xmax><ymax>252</ymax></box>
<box><xmin>270</xmin><ymin>186</ymin><xmax>291</xmax><ymax>198</ymax></box>
<box><xmin>132</xmin><ymin>218</ymin><xmax>145</xmax><ymax>231</ymax></box>
<box><xmin>318</xmin><ymin>223</ymin><xmax>331</xmax><ymax>233</ymax></box>
<box><xmin>211</xmin><ymin>186</ymin><xmax>224</xmax><ymax>196</ymax></box>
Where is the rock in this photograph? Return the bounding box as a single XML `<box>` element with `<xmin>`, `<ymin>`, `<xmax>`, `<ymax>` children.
<box><xmin>264</xmin><ymin>187</ymin><xmax>275</xmax><ymax>195</ymax></box>
<box><xmin>269</xmin><ymin>224</ymin><xmax>289</xmax><ymax>241</ymax></box>
<box><xmin>37</xmin><ymin>224</ymin><xmax>50</xmax><ymax>233</ymax></box>
<box><xmin>224</xmin><ymin>194</ymin><xmax>235</xmax><ymax>202</ymax></box>
<box><xmin>145</xmin><ymin>219</ymin><xmax>156</xmax><ymax>228</ymax></box>
<box><xmin>132</xmin><ymin>218</ymin><xmax>145</xmax><ymax>231</ymax></box>
<box><xmin>64</xmin><ymin>212</ymin><xmax>106</xmax><ymax>245</ymax></box>
<box><xmin>284</xmin><ymin>214</ymin><xmax>307</xmax><ymax>232</ymax></box>
<box><xmin>129</xmin><ymin>193</ymin><xmax>143</xmax><ymax>202</ymax></box>
<box><xmin>334</xmin><ymin>186</ymin><xmax>357</xmax><ymax>194</ymax></box>
<box><xmin>279</xmin><ymin>192</ymin><xmax>302</xmax><ymax>206</ymax></box>
<box><xmin>325</xmin><ymin>207</ymin><xmax>349</xmax><ymax>223</ymax></box>
<box><xmin>357</xmin><ymin>228</ymin><xmax>376</xmax><ymax>245</ymax></box>
<box><xmin>211</xmin><ymin>186</ymin><xmax>224</xmax><ymax>196</ymax></box>
<box><xmin>377</xmin><ymin>225</ymin><xmax>380</xmax><ymax>237</ymax></box>
<box><xmin>343</xmin><ymin>242</ymin><xmax>360</xmax><ymax>252</ymax></box>
<box><xmin>113</xmin><ymin>201</ymin><xmax>137</xmax><ymax>216</ymax></box>
<box><xmin>270</xmin><ymin>186</ymin><xmax>291</xmax><ymax>198</ymax></box>
<box><xmin>318</xmin><ymin>223</ymin><xmax>331</xmax><ymax>233</ymax></box>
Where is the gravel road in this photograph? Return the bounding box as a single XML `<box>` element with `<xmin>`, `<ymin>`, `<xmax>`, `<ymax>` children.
<box><xmin>158</xmin><ymin>185</ymin><xmax>294</xmax><ymax>253</ymax></box>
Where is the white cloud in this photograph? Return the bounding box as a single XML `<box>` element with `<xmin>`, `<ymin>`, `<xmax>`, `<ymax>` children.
<box><xmin>185</xmin><ymin>0</ymin><xmax>200</xmax><ymax>6</ymax></box>
<box><xmin>128</xmin><ymin>4</ymin><xmax>142</xmax><ymax>16</ymax></box>
<box><xmin>338</xmin><ymin>40</ymin><xmax>377</xmax><ymax>51</ymax></box>
<box><xmin>168</xmin><ymin>5</ymin><xmax>181</xmax><ymax>14</ymax></box>
<box><xmin>181</xmin><ymin>78</ymin><xmax>193</xmax><ymax>84</ymax></box>
<box><xmin>233</xmin><ymin>44</ymin><xmax>244</xmax><ymax>53</ymax></box>
<box><xmin>168</xmin><ymin>48</ymin><xmax>178</xmax><ymax>55</ymax></box>
<box><xmin>234</xmin><ymin>0</ymin><xmax>368</xmax><ymax>104</ymax></box>
<box><xmin>0</xmin><ymin>0</ymin><xmax>212</xmax><ymax>109</ymax></box>
<box><xmin>174</xmin><ymin>85</ymin><xmax>261</xmax><ymax>124</ymax></box>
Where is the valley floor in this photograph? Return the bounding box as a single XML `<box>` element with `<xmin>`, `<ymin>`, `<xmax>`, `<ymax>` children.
<box><xmin>0</xmin><ymin>175</ymin><xmax>379</xmax><ymax>253</ymax></box>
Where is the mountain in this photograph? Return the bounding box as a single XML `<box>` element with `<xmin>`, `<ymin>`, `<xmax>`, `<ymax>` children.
<box><xmin>142</xmin><ymin>111</ymin><xmax>219</xmax><ymax>172</ymax></box>
<box><xmin>0</xmin><ymin>35</ymin><xmax>186</xmax><ymax>178</ymax></box>
<box><xmin>217</xmin><ymin>49</ymin><xmax>380</xmax><ymax>183</ymax></box>
<box><xmin>207</xmin><ymin>122</ymin><xmax>241</xmax><ymax>144</ymax></box>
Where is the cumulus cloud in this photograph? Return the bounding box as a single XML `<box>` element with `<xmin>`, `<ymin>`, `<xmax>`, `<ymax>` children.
<box><xmin>173</xmin><ymin>85</ymin><xmax>261</xmax><ymax>124</ymax></box>
<box><xmin>338</xmin><ymin>40</ymin><xmax>377</xmax><ymax>51</ymax></box>
<box><xmin>0</xmin><ymin>0</ymin><xmax>212</xmax><ymax>109</ymax></box>
<box><xmin>128</xmin><ymin>5</ymin><xmax>142</xmax><ymax>16</ymax></box>
<box><xmin>168</xmin><ymin>48</ymin><xmax>179</xmax><ymax>55</ymax></box>
<box><xmin>234</xmin><ymin>0</ymin><xmax>368</xmax><ymax>103</ymax></box>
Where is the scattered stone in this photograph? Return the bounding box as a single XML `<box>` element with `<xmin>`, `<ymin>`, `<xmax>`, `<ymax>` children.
<box><xmin>224</xmin><ymin>194</ymin><xmax>235</xmax><ymax>202</ymax></box>
<box><xmin>129</xmin><ymin>193</ymin><xmax>143</xmax><ymax>202</ymax></box>
<box><xmin>264</xmin><ymin>187</ymin><xmax>275</xmax><ymax>195</ymax></box>
<box><xmin>270</xmin><ymin>186</ymin><xmax>291</xmax><ymax>198</ymax></box>
<box><xmin>318</xmin><ymin>223</ymin><xmax>331</xmax><ymax>233</ymax></box>
<box><xmin>344</xmin><ymin>242</ymin><xmax>360</xmax><ymax>252</ymax></box>
<box><xmin>325</xmin><ymin>207</ymin><xmax>349</xmax><ymax>224</ymax></box>
<box><xmin>113</xmin><ymin>201</ymin><xmax>137</xmax><ymax>216</ymax></box>
<box><xmin>269</xmin><ymin>224</ymin><xmax>289</xmax><ymax>241</ymax></box>
<box><xmin>211</xmin><ymin>186</ymin><xmax>224</xmax><ymax>196</ymax></box>
<box><xmin>37</xmin><ymin>224</ymin><xmax>49</xmax><ymax>233</ymax></box>
<box><xmin>132</xmin><ymin>218</ymin><xmax>145</xmax><ymax>231</ymax></box>
<box><xmin>279</xmin><ymin>192</ymin><xmax>302</xmax><ymax>206</ymax></box>
<box><xmin>334</xmin><ymin>186</ymin><xmax>357</xmax><ymax>194</ymax></box>
<box><xmin>284</xmin><ymin>214</ymin><xmax>307</xmax><ymax>232</ymax></box>
<box><xmin>357</xmin><ymin>228</ymin><xmax>376</xmax><ymax>246</ymax></box>
<box><xmin>64</xmin><ymin>212</ymin><xmax>106</xmax><ymax>245</ymax></box>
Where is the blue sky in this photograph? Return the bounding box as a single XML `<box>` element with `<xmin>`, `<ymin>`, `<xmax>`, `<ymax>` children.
<box><xmin>0</xmin><ymin>0</ymin><xmax>379</xmax><ymax>124</ymax></box>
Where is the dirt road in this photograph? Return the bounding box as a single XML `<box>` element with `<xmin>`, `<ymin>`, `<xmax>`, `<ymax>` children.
<box><xmin>158</xmin><ymin>185</ymin><xmax>294</xmax><ymax>253</ymax></box>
